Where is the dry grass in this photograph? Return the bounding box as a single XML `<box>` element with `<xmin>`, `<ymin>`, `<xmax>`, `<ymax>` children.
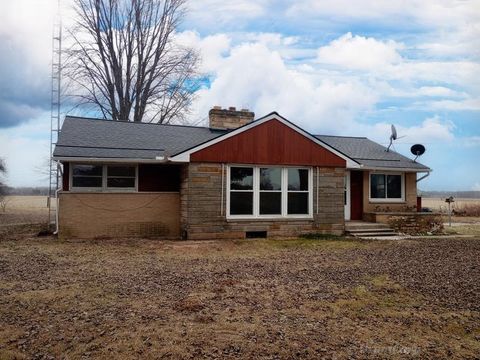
<box><xmin>0</xmin><ymin>232</ymin><xmax>479</xmax><ymax>359</ymax></box>
<box><xmin>0</xmin><ymin>196</ymin><xmax>51</xmax><ymax>226</ymax></box>
<box><xmin>422</xmin><ymin>197</ymin><xmax>480</xmax><ymax>214</ymax></box>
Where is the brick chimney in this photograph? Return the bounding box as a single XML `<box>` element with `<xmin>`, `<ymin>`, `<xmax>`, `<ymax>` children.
<box><xmin>208</xmin><ymin>106</ymin><xmax>255</xmax><ymax>130</ymax></box>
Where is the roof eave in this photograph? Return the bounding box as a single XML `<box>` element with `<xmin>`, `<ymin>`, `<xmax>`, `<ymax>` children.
<box><xmin>53</xmin><ymin>156</ymin><xmax>188</xmax><ymax>164</ymax></box>
<box><xmin>351</xmin><ymin>165</ymin><xmax>432</xmax><ymax>172</ymax></box>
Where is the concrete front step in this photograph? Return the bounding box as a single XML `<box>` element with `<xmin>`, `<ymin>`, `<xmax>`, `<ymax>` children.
<box><xmin>345</xmin><ymin>221</ymin><xmax>398</xmax><ymax>238</ymax></box>
<box><xmin>345</xmin><ymin>227</ymin><xmax>393</xmax><ymax>234</ymax></box>
<box><xmin>349</xmin><ymin>231</ymin><xmax>398</xmax><ymax>237</ymax></box>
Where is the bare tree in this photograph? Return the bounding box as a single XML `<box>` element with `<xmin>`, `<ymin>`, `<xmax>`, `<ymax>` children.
<box><xmin>65</xmin><ymin>0</ymin><xmax>199</xmax><ymax>123</ymax></box>
<box><xmin>0</xmin><ymin>159</ymin><xmax>8</xmax><ymax>212</ymax></box>
<box><xmin>0</xmin><ymin>158</ymin><xmax>6</xmax><ymax>195</ymax></box>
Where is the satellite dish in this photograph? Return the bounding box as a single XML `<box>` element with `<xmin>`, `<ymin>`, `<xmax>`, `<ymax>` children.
<box><xmin>391</xmin><ymin>124</ymin><xmax>397</xmax><ymax>140</ymax></box>
<box><xmin>386</xmin><ymin>124</ymin><xmax>398</xmax><ymax>152</ymax></box>
<box><xmin>410</xmin><ymin>144</ymin><xmax>426</xmax><ymax>162</ymax></box>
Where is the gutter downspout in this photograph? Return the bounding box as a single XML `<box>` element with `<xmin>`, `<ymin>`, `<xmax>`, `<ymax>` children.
<box><xmin>416</xmin><ymin>171</ymin><xmax>431</xmax><ymax>183</ymax></box>
<box><xmin>54</xmin><ymin>188</ymin><xmax>60</xmax><ymax>235</ymax></box>
<box><xmin>53</xmin><ymin>161</ymin><xmax>63</xmax><ymax>236</ymax></box>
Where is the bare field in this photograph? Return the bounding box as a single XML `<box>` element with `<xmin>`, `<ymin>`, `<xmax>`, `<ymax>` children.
<box><xmin>422</xmin><ymin>197</ymin><xmax>480</xmax><ymax>212</ymax></box>
<box><xmin>0</xmin><ymin>196</ymin><xmax>51</xmax><ymax>226</ymax></box>
<box><xmin>0</xmin><ymin>231</ymin><xmax>479</xmax><ymax>359</ymax></box>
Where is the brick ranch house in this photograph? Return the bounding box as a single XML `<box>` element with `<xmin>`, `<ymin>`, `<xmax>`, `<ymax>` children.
<box><xmin>52</xmin><ymin>107</ymin><xmax>431</xmax><ymax>239</ymax></box>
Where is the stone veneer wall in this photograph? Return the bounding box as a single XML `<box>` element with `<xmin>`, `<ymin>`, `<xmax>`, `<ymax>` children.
<box><xmin>181</xmin><ymin>163</ymin><xmax>345</xmax><ymax>240</ymax></box>
<box><xmin>58</xmin><ymin>192</ymin><xmax>180</xmax><ymax>239</ymax></box>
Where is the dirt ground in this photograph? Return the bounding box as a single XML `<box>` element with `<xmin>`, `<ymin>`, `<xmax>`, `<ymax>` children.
<box><xmin>0</xmin><ymin>229</ymin><xmax>479</xmax><ymax>359</ymax></box>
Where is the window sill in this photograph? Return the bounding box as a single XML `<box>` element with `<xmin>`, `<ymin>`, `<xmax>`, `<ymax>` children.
<box><xmin>226</xmin><ymin>216</ymin><xmax>314</xmax><ymax>222</ymax></box>
<box><xmin>369</xmin><ymin>199</ymin><xmax>406</xmax><ymax>204</ymax></box>
<box><xmin>66</xmin><ymin>190</ymin><xmax>179</xmax><ymax>194</ymax></box>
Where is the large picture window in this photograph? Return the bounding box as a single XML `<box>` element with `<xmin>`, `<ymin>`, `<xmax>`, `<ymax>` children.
<box><xmin>71</xmin><ymin>163</ymin><xmax>137</xmax><ymax>191</ymax></box>
<box><xmin>370</xmin><ymin>173</ymin><xmax>403</xmax><ymax>201</ymax></box>
<box><xmin>228</xmin><ymin>166</ymin><xmax>312</xmax><ymax>218</ymax></box>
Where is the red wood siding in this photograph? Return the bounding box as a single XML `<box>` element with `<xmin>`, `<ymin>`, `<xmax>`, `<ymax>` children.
<box><xmin>191</xmin><ymin>119</ymin><xmax>346</xmax><ymax>167</ymax></box>
<box><xmin>138</xmin><ymin>164</ymin><xmax>180</xmax><ymax>192</ymax></box>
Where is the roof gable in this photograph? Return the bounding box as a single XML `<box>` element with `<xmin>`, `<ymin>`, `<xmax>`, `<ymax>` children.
<box><xmin>170</xmin><ymin>112</ymin><xmax>358</xmax><ymax>167</ymax></box>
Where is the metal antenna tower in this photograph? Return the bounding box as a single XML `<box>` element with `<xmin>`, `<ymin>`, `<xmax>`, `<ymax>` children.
<box><xmin>48</xmin><ymin>0</ymin><xmax>62</xmax><ymax>228</ymax></box>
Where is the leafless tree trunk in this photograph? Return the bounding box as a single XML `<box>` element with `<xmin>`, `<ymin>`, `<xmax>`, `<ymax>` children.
<box><xmin>0</xmin><ymin>158</ymin><xmax>6</xmax><ymax>196</ymax></box>
<box><xmin>65</xmin><ymin>0</ymin><xmax>199</xmax><ymax>123</ymax></box>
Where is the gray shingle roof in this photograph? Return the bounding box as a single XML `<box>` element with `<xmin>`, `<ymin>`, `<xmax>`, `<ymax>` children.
<box><xmin>316</xmin><ymin>135</ymin><xmax>430</xmax><ymax>170</ymax></box>
<box><xmin>54</xmin><ymin>115</ymin><xmax>430</xmax><ymax>171</ymax></box>
<box><xmin>53</xmin><ymin>116</ymin><xmax>226</xmax><ymax>159</ymax></box>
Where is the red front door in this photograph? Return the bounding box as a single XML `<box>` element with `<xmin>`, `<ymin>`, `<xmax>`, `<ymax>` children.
<box><xmin>350</xmin><ymin>171</ymin><xmax>363</xmax><ymax>220</ymax></box>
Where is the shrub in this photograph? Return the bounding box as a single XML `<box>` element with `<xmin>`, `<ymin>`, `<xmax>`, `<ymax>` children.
<box><xmin>452</xmin><ymin>204</ymin><xmax>480</xmax><ymax>217</ymax></box>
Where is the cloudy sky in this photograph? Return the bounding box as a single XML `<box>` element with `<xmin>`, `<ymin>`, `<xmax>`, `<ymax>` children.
<box><xmin>1</xmin><ymin>0</ymin><xmax>479</xmax><ymax>190</ymax></box>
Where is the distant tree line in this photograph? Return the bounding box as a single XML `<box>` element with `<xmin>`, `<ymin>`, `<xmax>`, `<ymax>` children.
<box><xmin>3</xmin><ymin>187</ymin><xmax>50</xmax><ymax>196</ymax></box>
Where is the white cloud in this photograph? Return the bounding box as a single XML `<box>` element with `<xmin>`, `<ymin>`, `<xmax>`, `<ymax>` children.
<box><xmin>0</xmin><ymin>114</ymin><xmax>51</xmax><ymax>187</ymax></box>
<box><xmin>287</xmin><ymin>0</ymin><xmax>480</xmax><ymax>30</ymax></box>
<box><xmin>187</xmin><ymin>0</ymin><xmax>268</xmax><ymax>29</ymax></box>
<box><xmin>175</xmin><ymin>31</ymin><xmax>231</xmax><ymax>74</ymax></box>
<box><xmin>346</xmin><ymin>115</ymin><xmax>456</xmax><ymax>148</ymax></box>
<box><xmin>473</xmin><ymin>182</ymin><xmax>480</xmax><ymax>191</ymax></box>
<box><xmin>189</xmin><ymin>40</ymin><xmax>378</xmax><ymax>133</ymax></box>
<box><xmin>426</xmin><ymin>98</ymin><xmax>480</xmax><ymax>111</ymax></box>
<box><xmin>317</xmin><ymin>33</ymin><xmax>403</xmax><ymax>70</ymax></box>
<box><xmin>418</xmin><ymin>86</ymin><xmax>466</xmax><ymax>98</ymax></box>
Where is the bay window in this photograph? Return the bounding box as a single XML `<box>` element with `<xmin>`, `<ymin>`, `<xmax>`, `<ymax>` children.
<box><xmin>71</xmin><ymin>163</ymin><xmax>137</xmax><ymax>191</ymax></box>
<box><xmin>228</xmin><ymin>166</ymin><xmax>312</xmax><ymax>218</ymax></box>
<box><xmin>370</xmin><ymin>173</ymin><xmax>403</xmax><ymax>201</ymax></box>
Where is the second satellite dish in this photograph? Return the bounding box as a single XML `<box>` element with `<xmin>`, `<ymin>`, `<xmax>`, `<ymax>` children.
<box><xmin>410</xmin><ymin>144</ymin><xmax>426</xmax><ymax>162</ymax></box>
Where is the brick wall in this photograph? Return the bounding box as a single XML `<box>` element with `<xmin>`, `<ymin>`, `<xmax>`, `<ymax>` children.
<box><xmin>183</xmin><ymin>163</ymin><xmax>345</xmax><ymax>240</ymax></box>
<box><xmin>58</xmin><ymin>192</ymin><xmax>180</xmax><ymax>239</ymax></box>
<box><xmin>363</xmin><ymin>172</ymin><xmax>418</xmax><ymax>213</ymax></box>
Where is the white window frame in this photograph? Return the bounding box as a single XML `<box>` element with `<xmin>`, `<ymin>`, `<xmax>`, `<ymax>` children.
<box><xmin>70</xmin><ymin>163</ymin><xmax>138</xmax><ymax>192</ymax></box>
<box><xmin>369</xmin><ymin>171</ymin><xmax>405</xmax><ymax>203</ymax></box>
<box><xmin>226</xmin><ymin>165</ymin><xmax>313</xmax><ymax>220</ymax></box>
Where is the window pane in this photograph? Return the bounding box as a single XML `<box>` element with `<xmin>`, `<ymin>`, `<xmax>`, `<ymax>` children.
<box><xmin>107</xmin><ymin>166</ymin><xmax>135</xmax><ymax>177</ymax></box>
<box><xmin>371</xmin><ymin>174</ymin><xmax>386</xmax><ymax>198</ymax></box>
<box><xmin>288</xmin><ymin>193</ymin><xmax>309</xmax><ymax>214</ymax></box>
<box><xmin>107</xmin><ymin>177</ymin><xmax>135</xmax><ymax>188</ymax></box>
<box><xmin>230</xmin><ymin>192</ymin><xmax>253</xmax><ymax>215</ymax></box>
<box><xmin>387</xmin><ymin>175</ymin><xmax>402</xmax><ymax>198</ymax></box>
<box><xmin>72</xmin><ymin>176</ymin><xmax>102</xmax><ymax>188</ymax></box>
<box><xmin>230</xmin><ymin>167</ymin><xmax>253</xmax><ymax>190</ymax></box>
<box><xmin>288</xmin><ymin>168</ymin><xmax>309</xmax><ymax>190</ymax></box>
<box><xmin>260</xmin><ymin>168</ymin><xmax>281</xmax><ymax>190</ymax></box>
<box><xmin>260</xmin><ymin>192</ymin><xmax>281</xmax><ymax>215</ymax></box>
<box><xmin>72</xmin><ymin>164</ymin><xmax>102</xmax><ymax>176</ymax></box>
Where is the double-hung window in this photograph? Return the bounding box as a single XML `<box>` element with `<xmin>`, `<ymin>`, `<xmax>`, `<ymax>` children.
<box><xmin>370</xmin><ymin>173</ymin><xmax>403</xmax><ymax>201</ymax></box>
<box><xmin>229</xmin><ymin>167</ymin><xmax>254</xmax><ymax>215</ymax></box>
<box><xmin>287</xmin><ymin>168</ymin><xmax>309</xmax><ymax>214</ymax></box>
<box><xmin>71</xmin><ymin>163</ymin><xmax>137</xmax><ymax>191</ymax></box>
<box><xmin>259</xmin><ymin>168</ymin><xmax>282</xmax><ymax>215</ymax></box>
<box><xmin>228</xmin><ymin>166</ymin><xmax>312</xmax><ymax>218</ymax></box>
